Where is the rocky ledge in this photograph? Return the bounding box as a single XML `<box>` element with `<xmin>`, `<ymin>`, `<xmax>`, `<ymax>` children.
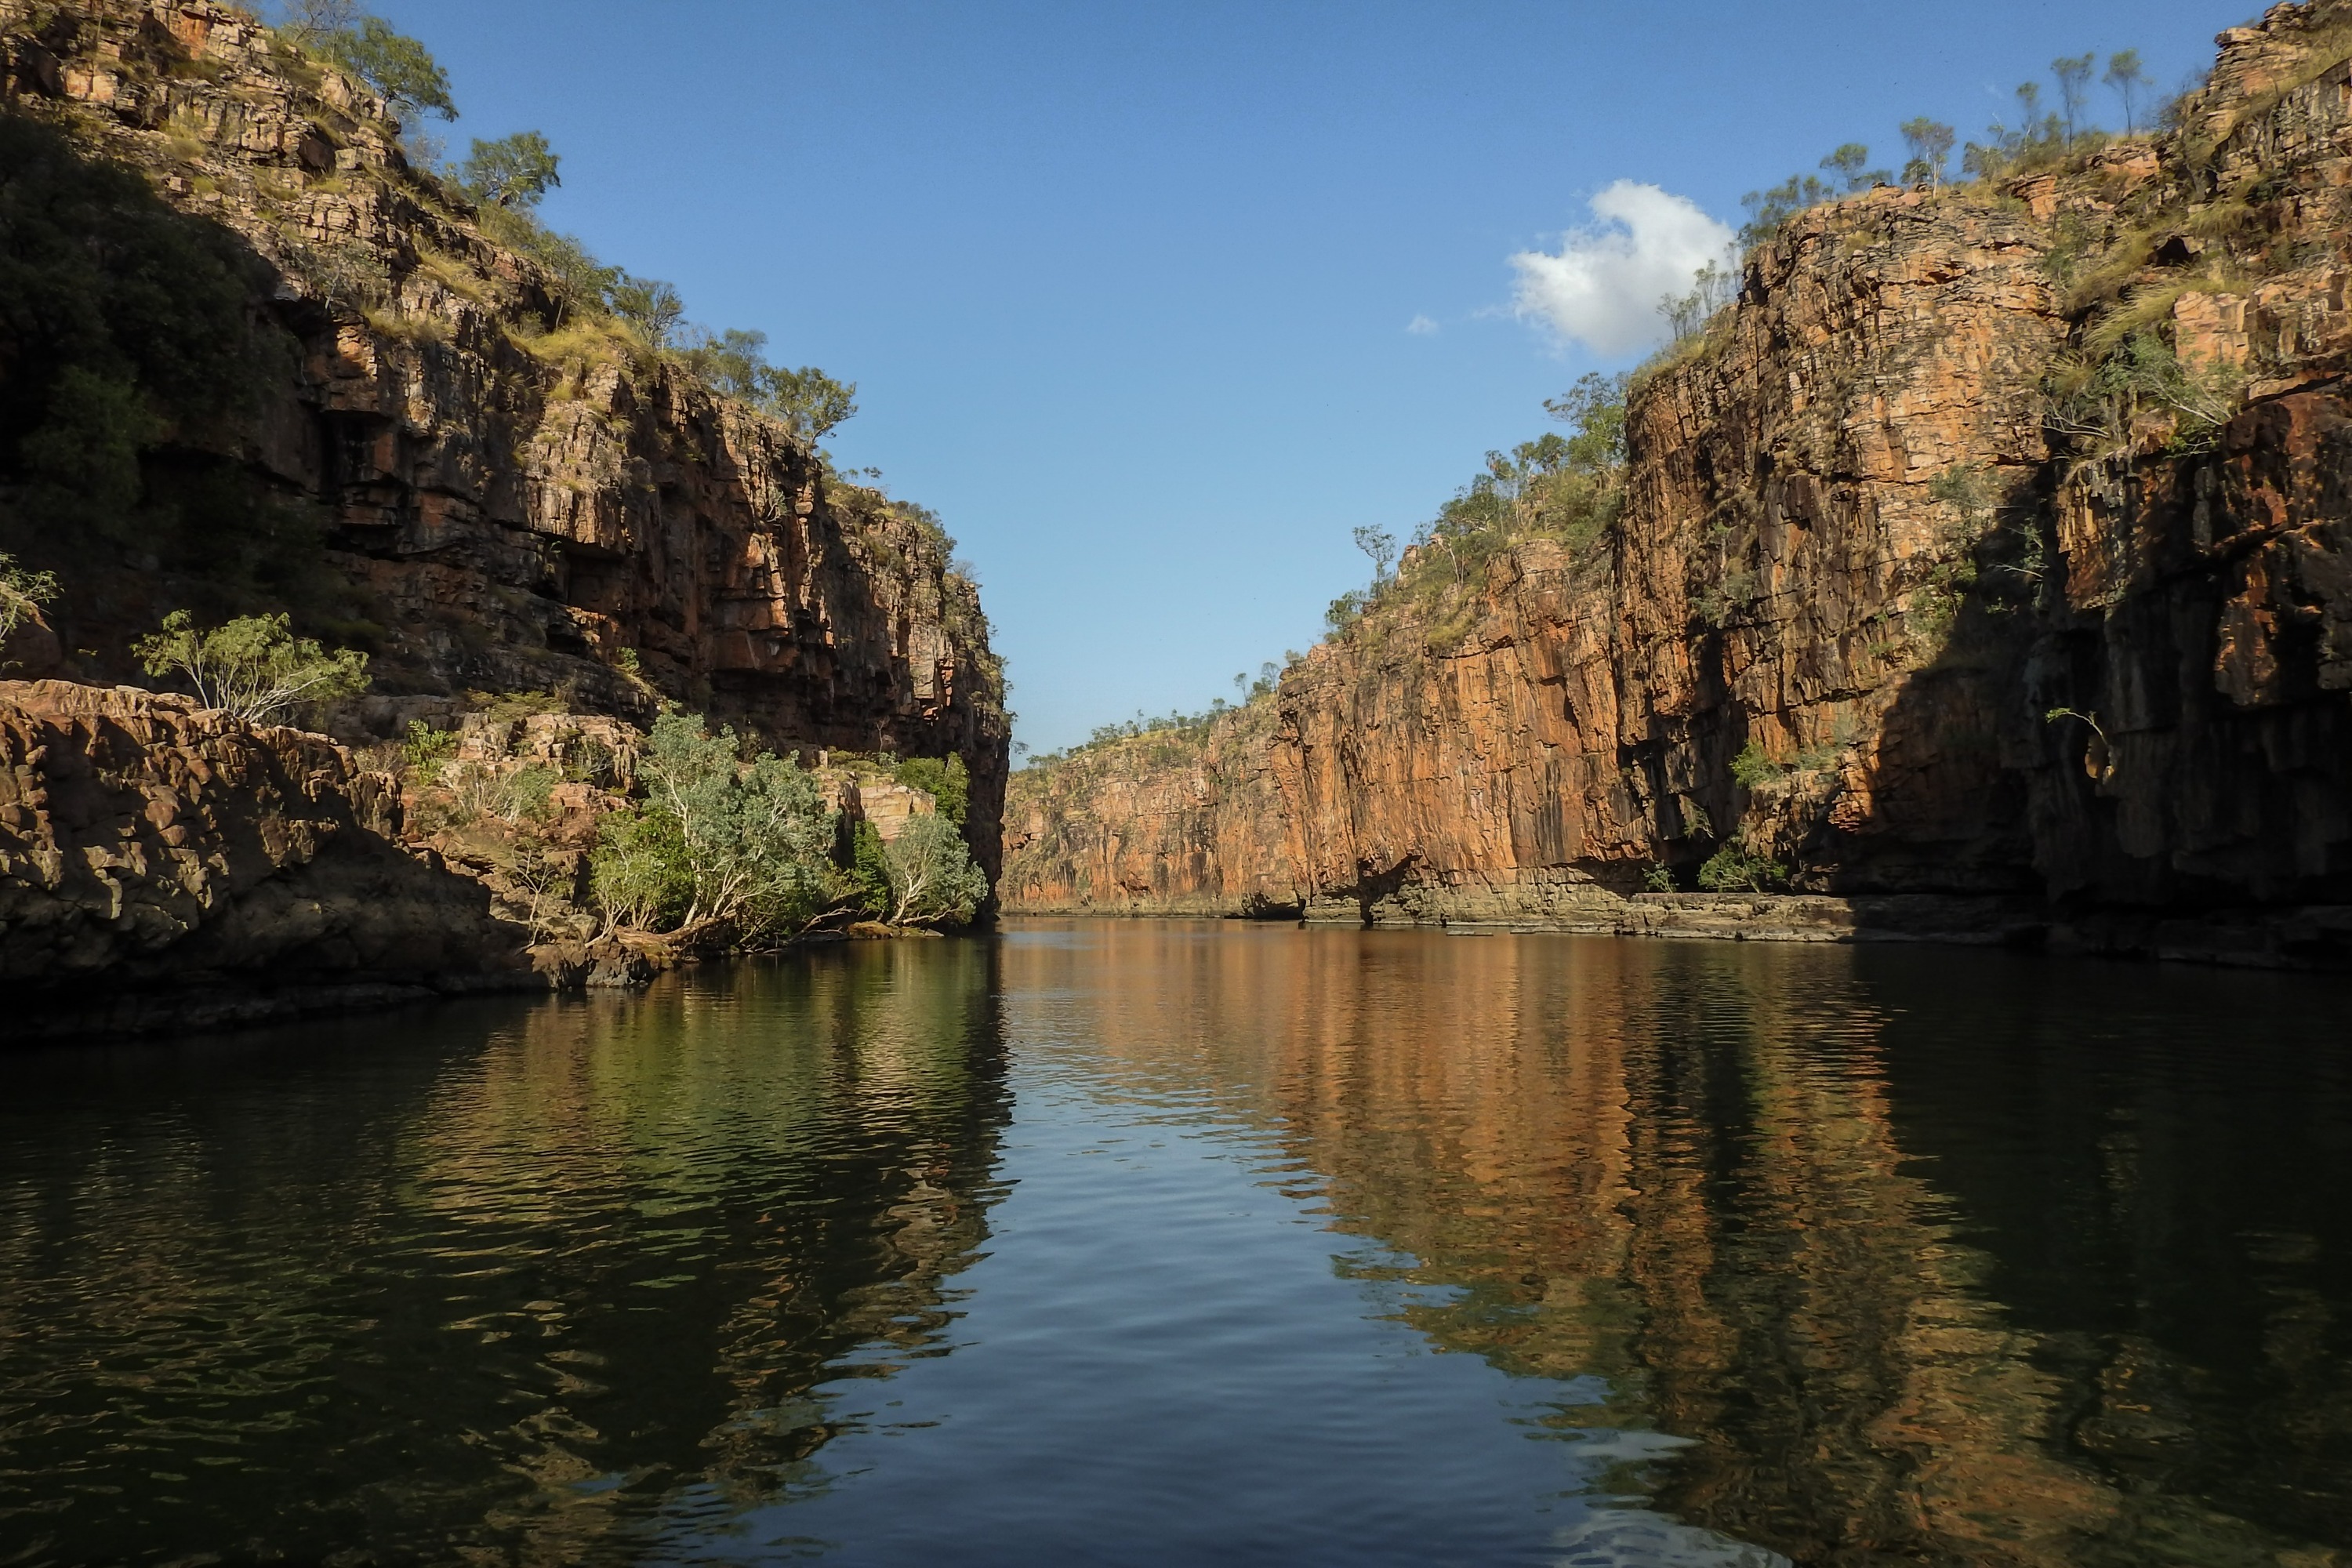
<box><xmin>0</xmin><ymin>680</ymin><xmax>543</xmax><ymax>1039</ymax></box>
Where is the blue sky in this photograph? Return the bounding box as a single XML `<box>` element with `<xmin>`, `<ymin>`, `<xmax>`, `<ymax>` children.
<box><xmin>374</xmin><ymin>0</ymin><xmax>2247</xmax><ymax>753</ymax></box>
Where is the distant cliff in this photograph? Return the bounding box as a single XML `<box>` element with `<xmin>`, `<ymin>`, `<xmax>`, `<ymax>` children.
<box><xmin>0</xmin><ymin>0</ymin><xmax>1007</xmax><ymax>880</ymax></box>
<box><xmin>1006</xmin><ymin>1</ymin><xmax>2352</xmax><ymax>967</ymax></box>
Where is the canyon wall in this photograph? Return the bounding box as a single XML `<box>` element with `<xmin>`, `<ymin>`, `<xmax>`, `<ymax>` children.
<box><xmin>1006</xmin><ymin>2</ymin><xmax>2352</xmax><ymax>966</ymax></box>
<box><xmin>0</xmin><ymin>0</ymin><xmax>1007</xmax><ymax>879</ymax></box>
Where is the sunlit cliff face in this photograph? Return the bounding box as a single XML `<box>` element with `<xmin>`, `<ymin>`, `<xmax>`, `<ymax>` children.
<box><xmin>1006</xmin><ymin>2</ymin><xmax>2352</xmax><ymax>939</ymax></box>
<box><xmin>1003</xmin><ymin>922</ymin><xmax>2352</xmax><ymax>1566</ymax></box>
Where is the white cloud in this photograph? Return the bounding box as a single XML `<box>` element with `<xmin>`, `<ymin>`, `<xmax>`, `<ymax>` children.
<box><xmin>1508</xmin><ymin>181</ymin><xmax>1736</xmax><ymax>358</ymax></box>
<box><xmin>1406</xmin><ymin>314</ymin><xmax>1439</xmax><ymax>336</ymax></box>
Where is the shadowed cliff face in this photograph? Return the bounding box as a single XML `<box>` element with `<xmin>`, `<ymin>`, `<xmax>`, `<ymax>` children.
<box><xmin>0</xmin><ymin>678</ymin><xmax>533</xmax><ymax>1033</ymax></box>
<box><xmin>0</xmin><ymin>0</ymin><xmax>1007</xmax><ymax>878</ymax></box>
<box><xmin>1006</xmin><ymin>2</ymin><xmax>2352</xmax><ymax>949</ymax></box>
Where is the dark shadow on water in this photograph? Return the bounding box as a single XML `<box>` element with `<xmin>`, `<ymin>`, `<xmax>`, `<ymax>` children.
<box><xmin>0</xmin><ymin>940</ymin><xmax>1011</xmax><ymax>1566</ymax></box>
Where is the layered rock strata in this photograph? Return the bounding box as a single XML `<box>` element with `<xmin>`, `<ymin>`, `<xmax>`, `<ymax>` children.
<box><xmin>0</xmin><ymin>0</ymin><xmax>1007</xmax><ymax>879</ymax></box>
<box><xmin>1006</xmin><ymin>2</ymin><xmax>2352</xmax><ymax>968</ymax></box>
<box><xmin>0</xmin><ymin>679</ymin><xmax>532</xmax><ymax>1037</ymax></box>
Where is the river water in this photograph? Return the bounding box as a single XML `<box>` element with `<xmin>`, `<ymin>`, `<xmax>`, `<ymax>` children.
<box><xmin>1</xmin><ymin>920</ymin><xmax>2347</xmax><ymax>1566</ymax></box>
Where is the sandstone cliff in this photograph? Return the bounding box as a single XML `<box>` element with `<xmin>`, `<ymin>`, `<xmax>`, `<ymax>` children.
<box><xmin>1006</xmin><ymin>2</ymin><xmax>2352</xmax><ymax>967</ymax></box>
<box><xmin>0</xmin><ymin>678</ymin><xmax>532</xmax><ymax>1036</ymax></box>
<box><xmin>0</xmin><ymin>0</ymin><xmax>1007</xmax><ymax>881</ymax></box>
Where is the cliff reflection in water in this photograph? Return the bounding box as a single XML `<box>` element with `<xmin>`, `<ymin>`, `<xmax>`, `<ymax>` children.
<box><xmin>3</xmin><ymin>924</ymin><xmax>2347</xmax><ymax>1566</ymax></box>
<box><xmin>0</xmin><ymin>942</ymin><xmax>1011</xmax><ymax>1566</ymax></box>
<box><xmin>1000</xmin><ymin>921</ymin><xmax>2352</xmax><ymax>1566</ymax></box>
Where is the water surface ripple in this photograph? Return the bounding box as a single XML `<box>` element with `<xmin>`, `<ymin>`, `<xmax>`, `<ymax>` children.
<box><xmin>0</xmin><ymin>924</ymin><xmax>2346</xmax><ymax>1566</ymax></box>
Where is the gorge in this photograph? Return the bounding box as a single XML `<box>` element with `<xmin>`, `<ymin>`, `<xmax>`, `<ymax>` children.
<box><xmin>1002</xmin><ymin>1</ymin><xmax>2352</xmax><ymax>971</ymax></box>
<box><xmin>4</xmin><ymin>5</ymin><xmax>2352</xmax><ymax>1566</ymax></box>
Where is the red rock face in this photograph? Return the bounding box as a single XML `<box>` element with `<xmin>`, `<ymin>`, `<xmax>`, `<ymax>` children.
<box><xmin>0</xmin><ymin>679</ymin><xmax>531</xmax><ymax>1035</ymax></box>
<box><xmin>0</xmin><ymin>0</ymin><xmax>1007</xmax><ymax>880</ymax></box>
<box><xmin>1007</xmin><ymin>2</ymin><xmax>2352</xmax><ymax>952</ymax></box>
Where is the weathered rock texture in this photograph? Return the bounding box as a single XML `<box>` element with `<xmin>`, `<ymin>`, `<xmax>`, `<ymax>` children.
<box><xmin>1007</xmin><ymin>2</ymin><xmax>2352</xmax><ymax>968</ymax></box>
<box><xmin>0</xmin><ymin>679</ymin><xmax>532</xmax><ymax>1036</ymax></box>
<box><xmin>0</xmin><ymin>0</ymin><xmax>1007</xmax><ymax>880</ymax></box>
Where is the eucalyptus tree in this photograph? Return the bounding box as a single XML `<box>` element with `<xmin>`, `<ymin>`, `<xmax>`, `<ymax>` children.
<box><xmin>2106</xmin><ymin>49</ymin><xmax>2147</xmax><ymax>134</ymax></box>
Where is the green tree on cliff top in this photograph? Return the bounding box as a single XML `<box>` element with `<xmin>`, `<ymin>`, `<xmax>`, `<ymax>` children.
<box><xmin>461</xmin><ymin>132</ymin><xmax>561</xmax><ymax>209</ymax></box>
<box><xmin>2106</xmin><ymin>49</ymin><xmax>2147</xmax><ymax>134</ymax></box>
<box><xmin>317</xmin><ymin>16</ymin><xmax>458</xmax><ymax>122</ymax></box>
<box><xmin>1900</xmin><ymin>118</ymin><xmax>1955</xmax><ymax>187</ymax></box>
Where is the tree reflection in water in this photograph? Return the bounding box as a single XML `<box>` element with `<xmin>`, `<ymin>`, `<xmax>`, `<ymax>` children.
<box><xmin>0</xmin><ymin>942</ymin><xmax>1011</xmax><ymax>1566</ymax></box>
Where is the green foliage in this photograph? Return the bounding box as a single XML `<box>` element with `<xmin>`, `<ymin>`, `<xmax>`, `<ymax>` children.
<box><xmin>1821</xmin><ymin>143</ymin><xmax>1892</xmax><ymax>193</ymax></box>
<box><xmin>1405</xmin><ymin>371</ymin><xmax>1629</xmax><ymax>595</ymax></box>
<box><xmin>1740</xmin><ymin>171</ymin><xmax>1833</xmax><ymax>248</ymax></box>
<box><xmin>459</xmin><ymin>131</ymin><xmax>560</xmax><ymax>209</ymax></box>
<box><xmin>476</xmin><ymin>206</ymin><xmax>617</xmax><ymax>323</ymax></box>
<box><xmin>1900</xmin><ymin>118</ymin><xmax>1955</xmax><ymax>187</ymax></box>
<box><xmin>1901</xmin><ymin>463</ymin><xmax>2009</xmax><ymax>641</ymax></box>
<box><xmin>1740</xmin><ymin>145</ymin><xmax>1889</xmax><ymax>246</ymax></box>
<box><xmin>1324</xmin><ymin>588</ymin><xmax>1368</xmax><ymax>635</ymax></box>
<box><xmin>16</xmin><ymin>367</ymin><xmax>154</xmax><ymax>524</ymax></box>
<box><xmin>133</xmin><ymin>611</ymin><xmax>370</xmax><ymax>724</ymax></box>
<box><xmin>1730</xmin><ymin>742</ymin><xmax>1786</xmax><ymax>789</ymax></box>
<box><xmin>893</xmin><ymin>753</ymin><xmax>970</xmax><ymax>826</ymax></box>
<box><xmin>1963</xmin><ymin>76</ymin><xmax>2080</xmax><ymax>180</ymax></box>
<box><xmin>2051</xmin><ymin>53</ymin><xmax>2096</xmax><ymax>143</ymax></box>
<box><xmin>497</xmin><ymin>763</ymin><xmax>559</xmax><ymax>823</ymax></box>
<box><xmin>1661</xmin><ymin>260</ymin><xmax>1736</xmax><ymax>343</ymax></box>
<box><xmin>764</xmin><ymin>364</ymin><xmax>859</xmax><ymax>441</ymax></box>
<box><xmin>1038</xmin><ymin>692</ymin><xmax>1253</xmax><ymax>764</ymax></box>
<box><xmin>590</xmin><ymin>712</ymin><xmax>840</xmax><ymax>942</ymax></box>
<box><xmin>882</xmin><ymin>813</ymin><xmax>989</xmax><ymax>927</ymax></box>
<box><xmin>1272</xmin><ymin>370</ymin><xmax>1638</xmax><ymax>659</ymax></box>
<box><xmin>2047</xmin><ymin>329</ymin><xmax>2243</xmax><ymax>460</ymax></box>
<box><xmin>401</xmin><ymin>718</ymin><xmax>459</xmax><ymax>772</ymax></box>
<box><xmin>0</xmin><ymin>111</ymin><xmax>267</xmax><ymax>540</ymax></box>
<box><xmin>282</xmin><ymin>235</ymin><xmax>391</xmax><ymax>314</ymax></box>
<box><xmin>273</xmin><ymin>0</ymin><xmax>360</xmax><ymax>48</ymax></box>
<box><xmin>1697</xmin><ymin>844</ymin><xmax>1790</xmax><ymax>892</ymax></box>
<box><xmin>1927</xmin><ymin>463</ymin><xmax>1996</xmax><ymax>535</ymax></box>
<box><xmin>319</xmin><ymin>16</ymin><xmax>457</xmax><ymax>122</ymax></box>
<box><xmin>1642</xmin><ymin>863</ymin><xmax>1676</xmax><ymax>893</ymax></box>
<box><xmin>591</xmin><ymin>805</ymin><xmax>690</xmax><ymax>932</ymax></box>
<box><xmin>889</xmin><ymin>497</ymin><xmax>956</xmax><ymax>561</ymax></box>
<box><xmin>466</xmin><ymin>192</ymin><xmax>856</xmax><ymax>440</ymax></box>
<box><xmin>671</xmin><ymin>326</ymin><xmax>768</xmax><ymax>397</ymax></box>
<box><xmin>0</xmin><ymin>551</ymin><xmax>58</xmax><ymax>643</ymax></box>
<box><xmin>2045</xmin><ymin>705</ymin><xmax>2109</xmax><ymax>742</ymax></box>
<box><xmin>2106</xmin><ymin>49</ymin><xmax>2147</xmax><ymax>135</ymax></box>
<box><xmin>1744</xmin><ymin>45</ymin><xmax>2147</xmax><ymax>238</ymax></box>
<box><xmin>604</xmin><ymin>274</ymin><xmax>683</xmax><ymax>347</ymax></box>
<box><xmin>850</xmin><ymin>818</ymin><xmax>892</xmax><ymax>918</ymax></box>
<box><xmin>673</xmin><ymin>327</ymin><xmax>859</xmax><ymax>438</ymax></box>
